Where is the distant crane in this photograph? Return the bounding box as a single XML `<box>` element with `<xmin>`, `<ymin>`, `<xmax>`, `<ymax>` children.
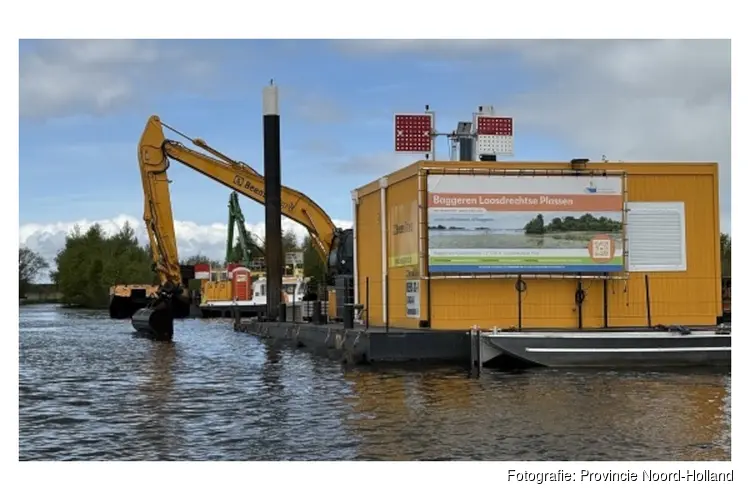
<box><xmin>226</xmin><ymin>191</ymin><xmax>265</xmax><ymax>271</ymax></box>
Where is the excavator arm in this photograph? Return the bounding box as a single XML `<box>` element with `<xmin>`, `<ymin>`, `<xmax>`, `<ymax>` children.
<box><xmin>139</xmin><ymin>132</ymin><xmax>182</xmax><ymax>287</ymax></box>
<box><xmin>132</xmin><ymin>115</ymin><xmax>353</xmax><ymax>340</ymax></box>
<box><xmin>131</xmin><ymin>119</ymin><xmax>190</xmax><ymax>340</ymax></box>
<box><xmin>139</xmin><ymin>115</ymin><xmax>343</xmax><ymax>264</ymax></box>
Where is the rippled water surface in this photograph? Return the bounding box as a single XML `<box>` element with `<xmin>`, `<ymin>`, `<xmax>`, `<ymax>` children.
<box><xmin>19</xmin><ymin>304</ymin><xmax>731</xmax><ymax>461</ymax></box>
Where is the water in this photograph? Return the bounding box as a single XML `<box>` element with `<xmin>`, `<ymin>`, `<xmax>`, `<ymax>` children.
<box><xmin>19</xmin><ymin>304</ymin><xmax>731</xmax><ymax>461</ymax></box>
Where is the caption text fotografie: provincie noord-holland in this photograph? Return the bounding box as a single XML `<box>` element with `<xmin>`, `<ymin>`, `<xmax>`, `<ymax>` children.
<box><xmin>508</xmin><ymin>469</ymin><xmax>733</xmax><ymax>484</ymax></box>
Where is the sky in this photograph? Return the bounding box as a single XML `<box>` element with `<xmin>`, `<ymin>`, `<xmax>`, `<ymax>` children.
<box><xmin>18</xmin><ymin>39</ymin><xmax>731</xmax><ymax>280</ymax></box>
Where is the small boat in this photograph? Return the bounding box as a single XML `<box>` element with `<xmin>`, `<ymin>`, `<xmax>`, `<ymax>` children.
<box><xmin>478</xmin><ymin>325</ymin><xmax>731</xmax><ymax>369</ymax></box>
<box><xmin>200</xmin><ymin>275</ymin><xmax>310</xmax><ymax>318</ymax></box>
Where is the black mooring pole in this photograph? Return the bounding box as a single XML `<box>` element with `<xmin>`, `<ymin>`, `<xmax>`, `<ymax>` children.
<box><xmin>263</xmin><ymin>82</ymin><xmax>282</xmax><ymax>321</ymax></box>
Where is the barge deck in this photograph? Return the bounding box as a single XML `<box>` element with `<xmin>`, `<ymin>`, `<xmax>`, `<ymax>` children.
<box><xmin>232</xmin><ymin>314</ymin><xmax>731</xmax><ymax>371</ymax></box>
<box><xmin>233</xmin><ymin>318</ymin><xmax>469</xmax><ymax>365</ymax></box>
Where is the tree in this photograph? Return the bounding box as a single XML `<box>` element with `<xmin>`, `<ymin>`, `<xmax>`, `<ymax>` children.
<box><xmin>19</xmin><ymin>247</ymin><xmax>49</xmax><ymax>298</ymax></box>
<box><xmin>181</xmin><ymin>253</ymin><xmax>222</xmax><ymax>268</ymax></box>
<box><xmin>302</xmin><ymin>235</ymin><xmax>327</xmax><ymax>298</ymax></box>
<box><xmin>282</xmin><ymin>229</ymin><xmax>300</xmax><ymax>255</ymax></box>
<box><xmin>720</xmin><ymin>233</ymin><xmax>731</xmax><ymax>276</ymax></box>
<box><xmin>53</xmin><ymin>222</ymin><xmax>156</xmax><ymax>308</ymax></box>
<box><xmin>525</xmin><ymin>213</ymin><xmax>622</xmax><ymax>234</ymax></box>
<box><xmin>182</xmin><ymin>253</ymin><xmax>210</xmax><ymax>265</ymax></box>
<box><xmin>524</xmin><ymin>214</ymin><xmax>546</xmax><ymax>235</ymax></box>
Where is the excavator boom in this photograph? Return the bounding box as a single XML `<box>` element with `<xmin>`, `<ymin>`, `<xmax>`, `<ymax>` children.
<box><xmin>132</xmin><ymin>115</ymin><xmax>353</xmax><ymax>340</ymax></box>
<box><xmin>140</xmin><ymin>116</ymin><xmax>339</xmax><ymax>262</ymax></box>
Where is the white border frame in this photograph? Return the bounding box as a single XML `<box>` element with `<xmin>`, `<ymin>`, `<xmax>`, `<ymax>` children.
<box><xmin>10</xmin><ymin>7</ymin><xmax>743</xmax><ymax>499</ymax></box>
<box><xmin>626</xmin><ymin>201</ymin><xmax>688</xmax><ymax>272</ymax></box>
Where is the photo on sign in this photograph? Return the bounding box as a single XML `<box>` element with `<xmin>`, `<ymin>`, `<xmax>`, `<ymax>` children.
<box><xmin>427</xmin><ymin>174</ymin><xmax>625</xmax><ymax>274</ymax></box>
<box><xmin>428</xmin><ymin>211</ymin><xmax>623</xmax><ymax>250</ymax></box>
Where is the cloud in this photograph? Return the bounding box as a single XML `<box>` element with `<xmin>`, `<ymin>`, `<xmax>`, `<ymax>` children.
<box><xmin>281</xmin><ymin>87</ymin><xmax>349</xmax><ymax>124</ymax></box>
<box><xmin>333</xmin><ymin>40</ymin><xmax>513</xmax><ymax>58</ymax></box>
<box><xmin>334</xmin><ymin>151</ymin><xmax>427</xmax><ymax>175</ymax></box>
<box><xmin>19</xmin><ymin>40</ymin><xmax>220</xmax><ymax>121</ymax></box>
<box><xmin>20</xmin><ymin>214</ymin><xmax>353</xmax><ymax>282</ymax></box>
<box><xmin>334</xmin><ymin>39</ymin><xmax>732</xmax><ymax>230</ymax></box>
<box><xmin>292</xmin><ymin>94</ymin><xmax>348</xmax><ymax>124</ymax></box>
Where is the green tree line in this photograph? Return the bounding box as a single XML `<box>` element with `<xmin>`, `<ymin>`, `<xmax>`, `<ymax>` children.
<box><xmin>52</xmin><ymin>222</ymin><xmax>156</xmax><ymax>308</ymax></box>
<box><xmin>525</xmin><ymin>213</ymin><xmax>623</xmax><ymax>235</ymax></box>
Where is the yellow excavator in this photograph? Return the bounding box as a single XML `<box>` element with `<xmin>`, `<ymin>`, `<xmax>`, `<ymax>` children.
<box><xmin>131</xmin><ymin>115</ymin><xmax>354</xmax><ymax>340</ymax></box>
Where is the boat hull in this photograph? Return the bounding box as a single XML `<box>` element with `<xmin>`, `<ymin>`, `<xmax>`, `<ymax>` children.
<box><xmin>482</xmin><ymin>331</ymin><xmax>731</xmax><ymax>369</ymax></box>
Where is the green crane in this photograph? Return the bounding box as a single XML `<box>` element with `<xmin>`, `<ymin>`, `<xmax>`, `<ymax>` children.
<box><xmin>226</xmin><ymin>191</ymin><xmax>265</xmax><ymax>270</ymax></box>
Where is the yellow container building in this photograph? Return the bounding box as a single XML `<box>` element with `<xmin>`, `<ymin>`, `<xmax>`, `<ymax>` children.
<box><xmin>351</xmin><ymin>160</ymin><xmax>722</xmax><ymax>331</ymax></box>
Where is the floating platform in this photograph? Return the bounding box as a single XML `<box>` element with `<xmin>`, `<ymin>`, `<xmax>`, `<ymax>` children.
<box><xmin>201</xmin><ymin>301</ymin><xmax>265</xmax><ymax>319</ymax></box>
<box><xmin>233</xmin><ymin>315</ymin><xmax>731</xmax><ymax>371</ymax></box>
<box><xmin>201</xmin><ymin>301</ymin><xmax>313</xmax><ymax>319</ymax></box>
<box><xmin>233</xmin><ymin>319</ymin><xmax>469</xmax><ymax>365</ymax></box>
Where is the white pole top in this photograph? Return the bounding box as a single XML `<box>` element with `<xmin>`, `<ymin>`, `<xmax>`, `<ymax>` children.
<box><xmin>263</xmin><ymin>82</ymin><xmax>279</xmax><ymax>116</ymax></box>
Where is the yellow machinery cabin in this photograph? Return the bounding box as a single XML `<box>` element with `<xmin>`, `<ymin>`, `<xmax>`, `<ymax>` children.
<box><xmin>201</xmin><ymin>273</ymin><xmax>234</xmax><ymax>304</ymax></box>
<box><xmin>351</xmin><ymin>160</ymin><xmax>723</xmax><ymax>331</ymax></box>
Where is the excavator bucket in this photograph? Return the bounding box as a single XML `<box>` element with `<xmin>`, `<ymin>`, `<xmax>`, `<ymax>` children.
<box><xmin>132</xmin><ymin>301</ymin><xmax>174</xmax><ymax>341</ymax></box>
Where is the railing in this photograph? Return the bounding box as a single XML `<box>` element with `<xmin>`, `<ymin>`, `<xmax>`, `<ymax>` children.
<box><xmin>239</xmin><ymin>274</ymin><xmax>728</xmax><ymax>329</ymax></box>
<box><xmin>354</xmin><ymin>274</ymin><xmax>727</xmax><ymax>331</ymax></box>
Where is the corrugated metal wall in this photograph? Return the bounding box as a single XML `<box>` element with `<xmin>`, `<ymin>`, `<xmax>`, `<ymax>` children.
<box><xmin>385</xmin><ymin>175</ymin><xmax>422</xmax><ymax>329</ymax></box>
<box><xmin>355</xmin><ymin>161</ymin><xmax>722</xmax><ymax>330</ymax></box>
<box><xmin>355</xmin><ymin>188</ymin><xmax>383</xmax><ymax>325</ymax></box>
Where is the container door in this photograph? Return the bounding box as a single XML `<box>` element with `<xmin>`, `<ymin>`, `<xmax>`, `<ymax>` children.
<box><xmin>234</xmin><ymin>271</ymin><xmax>250</xmax><ymax>301</ymax></box>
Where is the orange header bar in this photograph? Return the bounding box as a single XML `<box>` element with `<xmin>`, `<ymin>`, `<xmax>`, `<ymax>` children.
<box><xmin>428</xmin><ymin>193</ymin><xmax>623</xmax><ymax>212</ymax></box>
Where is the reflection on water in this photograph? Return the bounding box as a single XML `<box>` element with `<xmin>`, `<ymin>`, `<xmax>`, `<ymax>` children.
<box><xmin>19</xmin><ymin>304</ymin><xmax>730</xmax><ymax>461</ymax></box>
<box><xmin>343</xmin><ymin>367</ymin><xmax>729</xmax><ymax>461</ymax></box>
